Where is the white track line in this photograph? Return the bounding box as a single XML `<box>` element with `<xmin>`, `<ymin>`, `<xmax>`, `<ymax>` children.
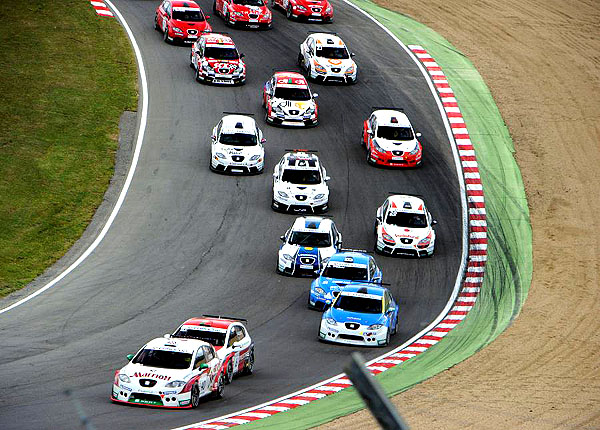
<box><xmin>0</xmin><ymin>0</ymin><xmax>147</xmax><ymax>315</ymax></box>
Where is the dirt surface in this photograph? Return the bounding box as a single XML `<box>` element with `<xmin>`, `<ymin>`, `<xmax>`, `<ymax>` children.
<box><xmin>320</xmin><ymin>0</ymin><xmax>600</xmax><ymax>429</ymax></box>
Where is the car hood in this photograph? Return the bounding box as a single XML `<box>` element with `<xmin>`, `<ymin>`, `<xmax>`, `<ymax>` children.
<box><xmin>316</xmin><ymin>276</ymin><xmax>367</xmax><ymax>293</ymax></box>
<box><xmin>271</xmin><ymin>98</ymin><xmax>316</xmax><ymax>115</ymax></box>
<box><xmin>173</xmin><ymin>19</ymin><xmax>210</xmax><ymax>31</ymax></box>
<box><xmin>119</xmin><ymin>363</ymin><xmax>193</xmax><ymax>385</ymax></box>
<box><xmin>280</xmin><ymin>243</ymin><xmax>335</xmax><ymax>258</ymax></box>
<box><xmin>373</xmin><ymin>137</ymin><xmax>419</xmax><ymax>153</ymax></box>
<box><xmin>214</xmin><ymin>143</ymin><xmax>263</xmax><ymax>157</ymax></box>
<box><xmin>204</xmin><ymin>58</ymin><xmax>243</xmax><ymax>71</ymax></box>
<box><xmin>384</xmin><ymin>224</ymin><xmax>430</xmax><ymax>241</ymax></box>
<box><xmin>274</xmin><ymin>182</ymin><xmax>328</xmax><ymax>196</ymax></box>
<box><xmin>232</xmin><ymin>4</ymin><xmax>269</xmax><ymax>13</ymax></box>
<box><xmin>314</xmin><ymin>57</ymin><xmax>354</xmax><ymax>70</ymax></box>
<box><xmin>325</xmin><ymin>307</ymin><xmax>385</xmax><ymax>326</ymax></box>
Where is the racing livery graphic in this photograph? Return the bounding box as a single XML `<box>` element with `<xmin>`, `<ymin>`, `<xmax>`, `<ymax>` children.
<box><xmin>111</xmin><ymin>337</ymin><xmax>226</xmax><ymax>408</ymax></box>
<box><xmin>190</xmin><ymin>33</ymin><xmax>246</xmax><ymax>85</ymax></box>
<box><xmin>155</xmin><ymin>0</ymin><xmax>212</xmax><ymax>44</ymax></box>
<box><xmin>277</xmin><ymin>216</ymin><xmax>342</xmax><ymax>276</ymax></box>
<box><xmin>375</xmin><ymin>194</ymin><xmax>437</xmax><ymax>257</ymax></box>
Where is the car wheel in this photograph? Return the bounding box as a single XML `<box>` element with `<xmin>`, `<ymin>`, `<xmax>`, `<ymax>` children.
<box><xmin>213</xmin><ymin>374</ymin><xmax>225</xmax><ymax>399</ymax></box>
<box><xmin>286</xmin><ymin>4</ymin><xmax>293</xmax><ymax>19</ymax></box>
<box><xmin>366</xmin><ymin>147</ymin><xmax>375</xmax><ymax>165</ymax></box>
<box><xmin>163</xmin><ymin>24</ymin><xmax>169</xmax><ymax>43</ymax></box>
<box><xmin>191</xmin><ymin>383</ymin><xmax>201</xmax><ymax>408</ymax></box>
<box><xmin>190</xmin><ymin>53</ymin><xmax>195</xmax><ymax>69</ymax></box>
<box><xmin>243</xmin><ymin>349</ymin><xmax>255</xmax><ymax>375</ymax></box>
<box><xmin>383</xmin><ymin>328</ymin><xmax>391</xmax><ymax>346</ymax></box>
<box><xmin>297</xmin><ymin>52</ymin><xmax>304</xmax><ymax>68</ymax></box>
<box><xmin>225</xmin><ymin>360</ymin><xmax>234</xmax><ymax>384</ymax></box>
<box><xmin>154</xmin><ymin>15</ymin><xmax>160</xmax><ymax>31</ymax></box>
<box><xmin>213</xmin><ymin>0</ymin><xmax>217</xmax><ymax>13</ymax></box>
<box><xmin>196</xmin><ymin>67</ymin><xmax>202</xmax><ymax>83</ymax></box>
<box><xmin>391</xmin><ymin>314</ymin><xmax>399</xmax><ymax>335</ymax></box>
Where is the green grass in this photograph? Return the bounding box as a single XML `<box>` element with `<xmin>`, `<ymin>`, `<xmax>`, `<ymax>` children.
<box><xmin>0</xmin><ymin>1</ymin><xmax>137</xmax><ymax>297</ymax></box>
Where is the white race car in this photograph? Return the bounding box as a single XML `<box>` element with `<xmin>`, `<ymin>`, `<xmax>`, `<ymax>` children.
<box><xmin>271</xmin><ymin>151</ymin><xmax>330</xmax><ymax>213</ymax></box>
<box><xmin>277</xmin><ymin>216</ymin><xmax>342</xmax><ymax>277</ymax></box>
<box><xmin>375</xmin><ymin>194</ymin><xmax>437</xmax><ymax>257</ymax></box>
<box><xmin>210</xmin><ymin>114</ymin><xmax>265</xmax><ymax>174</ymax></box>
<box><xmin>111</xmin><ymin>337</ymin><xmax>226</xmax><ymax>409</ymax></box>
<box><xmin>298</xmin><ymin>32</ymin><xmax>357</xmax><ymax>84</ymax></box>
<box><xmin>171</xmin><ymin>315</ymin><xmax>255</xmax><ymax>385</ymax></box>
<box><xmin>263</xmin><ymin>71</ymin><xmax>319</xmax><ymax>127</ymax></box>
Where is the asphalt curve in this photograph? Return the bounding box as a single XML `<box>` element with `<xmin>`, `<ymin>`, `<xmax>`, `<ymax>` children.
<box><xmin>0</xmin><ymin>0</ymin><xmax>462</xmax><ymax>428</ymax></box>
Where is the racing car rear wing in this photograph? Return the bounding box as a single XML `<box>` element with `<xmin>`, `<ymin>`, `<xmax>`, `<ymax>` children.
<box><xmin>339</xmin><ymin>248</ymin><xmax>373</xmax><ymax>254</ymax></box>
<box><xmin>284</xmin><ymin>148</ymin><xmax>318</xmax><ymax>153</ymax></box>
<box><xmin>388</xmin><ymin>192</ymin><xmax>425</xmax><ymax>198</ymax></box>
<box><xmin>222</xmin><ymin>111</ymin><xmax>254</xmax><ymax>116</ymax></box>
<box><xmin>306</xmin><ymin>30</ymin><xmax>338</xmax><ymax>35</ymax></box>
<box><xmin>202</xmin><ymin>314</ymin><xmax>248</xmax><ymax>323</ymax></box>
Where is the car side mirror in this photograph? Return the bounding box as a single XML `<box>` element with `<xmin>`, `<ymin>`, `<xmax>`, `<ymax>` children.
<box><xmin>416</xmin><ymin>132</ymin><xmax>422</xmax><ymax>137</ymax></box>
<box><xmin>351</xmin><ymin>52</ymin><xmax>356</xmax><ymax>57</ymax></box>
<box><xmin>126</xmin><ymin>354</ymin><xmax>134</xmax><ymax>361</ymax></box>
<box><xmin>280</xmin><ymin>235</ymin><xmax>285</xmax><ymax>241</ymax></box>
<box><xmin>313</xmin><ymin>93</ymin><xmax>319</xmax><ymax>98</ymax></box>
<box><xmin>163</xmin><ymin>333</ymin><xmax>171</xmax><ymax>338</ymax></box>
<box><xmin>205</xmin><ymin>15</ymin><xmax>211</xmax><ymax>19</ymax></box>
<box><xmin>240</xmin><ymin>53</ymin><xmax>245</xmax><ymax>58</ymax></box>
<box><xmin>367</xmin><ymin>127</ymin><xmax>373</xmax><ymax>135</ymax></box>
<box><xmin>432</xmin><ymin>219</ymin><xmax>438</xmax><ymax>225</ymax></box>
<box><xmin>272</xmin><ymin>172</ymin><xmax>277</xmax><ymax>178</ymax></box>
<box><xmin>198</xmin><ymin>363</ymin><xmax>209</xmax><ymax>370</ymax></box>
<box><xmin>324</xmin><ymin>175</ymin><xmax>331</xmax><ymax>181</ymax></box>
<box><xmin>261</xmin><ymin>137</ymin><xmax>267</xmax><ymax>144</ymax></box>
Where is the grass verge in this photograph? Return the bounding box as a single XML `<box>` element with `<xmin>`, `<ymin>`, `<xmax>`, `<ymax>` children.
<box><xmin>0</xmin><ymin>0</ymin><xmax>137</xmax><ymax>297</ymax></box>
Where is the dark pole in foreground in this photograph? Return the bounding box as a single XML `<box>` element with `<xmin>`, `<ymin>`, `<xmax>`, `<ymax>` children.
<box><xmin>344</xmin><ymin>352</ymin><xmax>410</xmax><ymax>430</ymax></box>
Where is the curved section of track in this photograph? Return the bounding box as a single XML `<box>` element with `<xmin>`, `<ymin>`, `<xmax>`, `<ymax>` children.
<box><xmin>0</xmin><ymin>1</ymin><xmax>462</xmax><ymax>428</ymax></box>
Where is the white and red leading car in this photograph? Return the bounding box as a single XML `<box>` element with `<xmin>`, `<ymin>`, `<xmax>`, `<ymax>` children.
<box><xmin>190</xmin><ymin>33</ymin><xmax>246</xmax><ymax>85</ymax></box>
<box><xmin>362</xmin><ymin>109</ymin><xmax>423</xmax><ymax>167</ymax></box>
<box><xmin>263</xmin><ymin>72</ymin><xmax>319</xmax><ymax>127</ymax></box>
<box><xmin>155</xmin><ymin>0</ymin><xmax>212</xmax><ymax>44</ymax></box>
<box><xmin>172</xmin><ymin>316</ymin><xmax>255</xmax><ymax>384</ymax></box>
<box><xmin>111</xmin><ymin>337</ymin><xmax>226</xmax><ymax>408</ymax></box>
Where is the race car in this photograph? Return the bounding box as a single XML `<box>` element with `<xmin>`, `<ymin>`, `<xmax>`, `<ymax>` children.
<box><xmin>375</xmin><ymin>194</ymin><xmax>437</xmax><ymax>257</ymax></box>
<box><xmin>319</xmin><ymin>284</ymin><xmax>399</xmax><ymax>346</ymax></box>
<box><xmin>190</xmin><ymin>33</ymin><xmax>246</xmax><ymax>85</ymax></box>
<box><xmin>272</xmin><ymin>0</ymin><xmax>333</xmax><ymax>22</ymax></box>
<box><xmin>263</xmin><ymin>72</ymin><xmax>319</xmax><ymax>127</ymax></box>
<box><xmin>298</xmin><ymin>33</ymin><xmax>357</xmax><ymax>84</ymax></box>
<box><xmin>308</xmin><ymin>250</ymin><xmax>382</xmax><ymax>310</ymax></box>
<box><xmin>271</xmin><ymin>151</ymin><xmax>330</xmax><ymax>213</ymax></box>
<box><xmin>277</xmin><ymin>216</ymin><xmax>342</xmax><ymax>277</ymax></box>
<box><xmin>362</xmin><ymin>109</ymin><xmax>423</xmax><ymax>167</ymax></box>
<box><xmin>155</xmin><ymin>0</ymin><xmax>212</xmax><ymax>44</ymax></box>
<box><xmin>214</xmin><ymin>0</ymin><xmax>272</xmax><ymax>29</ymax></box>
<box><xmin>111</xmin><ymin>337</ymin><xmax>226</xmax><ymax>408</ymax></box>
<box><xmin>171</xmin><ymin>316</ymin><xmax>255</xmax><ymax>384</ymax></box>
<box><xmin>210</xmin><ymin>114</ymin><xmax>265</xmax><ymax>174</ymax></box>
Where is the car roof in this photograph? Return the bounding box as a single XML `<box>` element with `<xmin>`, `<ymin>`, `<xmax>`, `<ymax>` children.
<box><xmin>373</xmin><ymin>110</ymin><xmax>412</xmax><ymax>128</ymax></box>
<box><xmin>339</xmin><ymin>284</ymin><xmax>386</xmax><ymax>297</ymax></box>
<box><xmin>387</xmin><ymin>194</ymin><xmax>426</xmax><ymax>214</ymax></box>
<box><xmin>282</xmin><ymin>151</ymin><xmax>320</xmax><ymax>169</ymax></box>
<box><xmin>220</xmin><ymin>115</ymin><xmax>256</xmax><ymax>134</ymax></box>
<box><xmin>329</xmin><ymin>251</ymin><xmax>370</xmax><ymax>265</ymax></box>
<box><xmin>145</xmin><ymin>336</ymin><xmax>208</xmax><ymax>353</ymax></box>
<box><xmin>180</xmin><ymin>316</ymin><xmax>240</xmax><ymax>330</ymax></box>
<box><xmin>291</xmin><ymin>216</ymin><xmax>333</xmax><ymax>233</ymax></box>
<box><xmin>273</xmin><ymin>72</ymin><xmax>308</xmax><ymax>88</ymax></box>
<box><xmin>311</xmin><ymin>33</ymin><xmax>346</xmax><ymax>48</ymax></box>
<box><xmin>202</xmin><ymin>33</ymin><xmax>235</xmax><ymax>47</ymax></box>
<box><xmin>172</xmin><ymin>0</ymin><xmax>200</xmax><ymax>9</ymax></box>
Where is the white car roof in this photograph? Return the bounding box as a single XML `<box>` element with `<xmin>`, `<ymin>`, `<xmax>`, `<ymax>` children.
<box><xmin>373</xmin><ymin>110</ymin><xmax>412</xmax><ymax>128</ymax></box>
<box><xmin>282</xmin><ymin>152</ymin><xmax>320</xmax><ymax>170</ymax></box>
<box><xmin>221</xmin><ymin>115</ymin><xmax>256</xmax><ymax>134</ymax></box>
<box><xmin>291</xmin><ymin>216</ymin><xmax>333</xmax><ymax>233</ymax></box>
<box><xmin>144</xmin><ymin>337</ymin><xmax>209</xmax><ymax>354</ymax></box>
<box><xmin>387</xmin><ymin>195</ymin><xmax>426</xmax><ymax>214</ymax></box>
<box><xmin>311</xmin><ymin>33</ymin><xmax>346</xmax><ymax>49</ymax></box>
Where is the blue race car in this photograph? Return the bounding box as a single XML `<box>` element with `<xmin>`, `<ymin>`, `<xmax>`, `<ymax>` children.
<box><xmin>308</xmin><ymin>251</ymin><xmax>382</xmax><ymax>310</ymax></box>
<box><xmin>319</xmin><ymin>284</ymin><xmax>399</xmax><ymax>347</ymax></box>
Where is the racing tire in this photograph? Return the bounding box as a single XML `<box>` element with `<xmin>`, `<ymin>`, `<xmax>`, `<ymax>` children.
<box><xmin>154</xmin><ymin>15</ymin><xmax>160</xmax><ymax>31</ymax></box>
<box><xmin>190</xmin><ymin>53</ymin><xmax>195</xmax><ymax>69</ymax></box>
<box><xmin>163</xmin><ymin>24</ymin><xmax>170</xmax><ymax>43</ymax></box>
<box><xmin>366</xmin><ymin>147</ymin><xmax>376</xmax><ymax>165</ymax></box>
<box><xmin>213</xmin><ymin>0</ymin><xmax>218</xmax><ymax>13</ymax></box>
<box><xmin>191</xmin><ymin>383</ymin><xmax>201</xmax><ymax>408</ymax></box>
<box><xmin>297</xmin><ymin>52</ymin><xmax>304</xmax><ymax>68</ymax></box>
<box><xmin>225</xmin><ymin>360</ymin><xmax>234</xmax><ymax>384</ymax></box>
<box><xmin>243</xmin><ymin>349</ymin><xmax>254</xmax><ymax>375</ymax></box>
<box><xmin>212</xmin><ymin>374</ymin><xmax>225</xmax><ymax>399</ymax></box>
<box><xmin>196</xmin><ymin>67</ymin><xmax>202</xmax><ymax>83</ymax></box>
<box><xmin>391</xmin><ymin>314</ymin><xmax>399</xmax><ymax>335</ymax></box>
<box><xmin>383</xmin><ymin>328</ymin><xmax>391</xmax><ymax>347</ymax></box>
<box><xmin>286</xmin><ymin>4</ymin><xmax>293</xmax><ymax>19</ymax></box>
<box><xmin>226</xmin><ymin>12</ymin><xmax>235</xmax><ymax>27</ymax></box>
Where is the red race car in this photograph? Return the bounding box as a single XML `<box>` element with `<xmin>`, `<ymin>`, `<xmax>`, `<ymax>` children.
<box><xmin>271</xmin><ymin>0</ymin><xmax>333</xmax><ymax>22</ymax></box>
<box><xmin>213</xmin><ymin>0</ymin><xmax>272</xmax><ymax>29</ymax></box>
<box><xmin>155</xmin><ymin>0</ymin><xmax>212</xmax><ymax>44</ymax></box>
<box><xmin>190</xmin><ymin>33</ymin><xmax>246</xmax><ymax>85</ymax></box>
<box><xmin>362</xmin><ymin>109</ymin><xmax>423</xmax><ymax>167</ymax></box>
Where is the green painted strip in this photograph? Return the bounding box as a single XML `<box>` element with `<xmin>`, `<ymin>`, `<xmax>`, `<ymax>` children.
<box><xmin>238</xmin><ymin>0</ymin><xmax>532</xmax><ymax>428</ymax></box>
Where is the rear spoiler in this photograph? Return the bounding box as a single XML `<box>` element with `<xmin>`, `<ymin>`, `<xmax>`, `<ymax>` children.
<box><xmin>202</xmin><ymin>314</ymin><xmax>248</xmax><ymax>323</ymax></box>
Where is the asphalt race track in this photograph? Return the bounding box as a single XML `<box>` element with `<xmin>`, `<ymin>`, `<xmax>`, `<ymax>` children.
<box><xmin>0</xmin><ymin>0</ymin><xmax>463</xmax><ymax>428</ymax></box>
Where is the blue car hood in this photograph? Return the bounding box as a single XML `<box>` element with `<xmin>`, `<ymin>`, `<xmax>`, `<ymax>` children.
<box><xmin>295</xmin><ymin>246</ymin><xmax>320</xmax><ymax>269</ymax></box>
<box><xmin>326</xmin><ymin>307</ymin><xmax>385</xmax><ymax>326</ymax></box>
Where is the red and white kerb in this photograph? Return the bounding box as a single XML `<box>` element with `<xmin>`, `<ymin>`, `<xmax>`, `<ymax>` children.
<box><xmin>89</xmin><ymin>1</ymin><xmax>114</xmax><ymax>18</ymax></box>
<box><xmin>177</xmin><ymin>45</ymin><xmax>488</xmax><ymax>430</ymax></box>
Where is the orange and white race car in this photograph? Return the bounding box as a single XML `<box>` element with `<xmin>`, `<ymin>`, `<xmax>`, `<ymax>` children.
<box><xmin>262</xmin><ymin>71</ymin><xmax>319</xmax><ymax>127</ymax></box>
<box><xmin>298</xmin><ymin>33</ymin><xmax>357</xmax><ymax>84</ymax></box>
<box><xmin>190</xmin><ymin>33</ymin><xmax>246</xmax><ymax>85</ymax></box>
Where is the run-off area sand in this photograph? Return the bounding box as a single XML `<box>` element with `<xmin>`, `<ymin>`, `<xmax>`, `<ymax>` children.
<box><xmin>320</xmin><ymin>0</ymin><xmax>600</xmax><ymax>429</ymax></box>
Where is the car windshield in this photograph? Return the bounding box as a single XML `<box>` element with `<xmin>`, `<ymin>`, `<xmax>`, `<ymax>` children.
<box><xmin>233</xmin><ymin>0</ymin><xmax>264</xmax><ymax>5</ymax></box>
<box><xmin>386</xmin><ymin>211</ymin><xmax>428</xmax><ymax>228</ymax></box>
<box><xmin>323</xmin><ymin>265</ymin><xmax>368</xmax><ymax>280</ymax></box>
<box><xmin>377</xmin><ymin>126</ymin><xmax>414</xmax><ymax>141</ymax></box>
<box><xmin>172</xmin><ymin>9</ymin><xmax>205</xmax><ymax>21</ymax></box>
<box><xmin>132</xmin><ymin>349</ymin><xmax>192</xmax><ymax>369</ymax></box>
<box><xmin>173</xmin><ymin>328</ymin><xmax>226</xmax><ymax>347</ymax></box>
<box><xmin>281</xmin><ymin>168</ymin><xmax>321</xmax><ymax>184</ymax></box>
<box><xmin>204</xmin><ymin>47</ymin><xmax>239</xmax><ymax>60</ymax></box>
<box><xmin>333</xmin><ymin>295</ymin><xmax>382</xmax><ymax>314</ymax></box>
<box><xmin>220</xmin><ymin>132</ymin><xmax>257</xmax><ymax>146</ymax></box>
<box><xmin>289</xmin><ymin>231</ymin><xmax>331</xmax><ymax>247</ymax></box>
<box><xmin>316</xmin><ymin>47</ymin><xmax>349</xmax><ymax>59</ymax></box>
<box><xmin>274</xmin><ymin>86</ymin><xmax>311</xmax><ymax>101</ymax></box>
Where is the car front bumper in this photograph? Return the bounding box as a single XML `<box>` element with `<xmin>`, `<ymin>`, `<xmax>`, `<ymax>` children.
<box><xmin>376</xmin><ymin>237</ymin><xmax>434</xmax><ymax>257</ymax></box>
<box><xmin>211</xmin><ymin>158</ymin><xmax>263</xmax><ymax>175</ymax></box>
<box><xmin>319</xmin><ymin>320</ymin><xmax>388</xmax><ymax>346</ymax></box>
<box><xmin>111</xmin><ymin>384</ymin><xmax>192</xmax><ymax>408</ymax></box>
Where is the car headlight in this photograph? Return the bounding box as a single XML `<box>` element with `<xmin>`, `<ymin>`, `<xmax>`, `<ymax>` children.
<box><xmin>372</xmin><ymin>138</ymin><xmax>385</xmax><ymax>153</ymax></box>
<box><xmin>410</xmin><ymin>143</ymin><xmax>420</xmax><ymax>155</ymax></box>
<box><xmin>215</xmin><ymin>152</ymin><xmax>226</xmax><ymax>159</ymax></box>
<box><xmin>271</xmin><ymin>104</ymin><xmax>284</xmax><ymax>114</ymax></box>
<box><xmin>118</xmin><ymin>374</ymin><xmax>131</xmax><ymax>383</ymax></box>
<box><xmin>382</xmin><ymin>231</ymin><xmax>396</xmax><ymax>245</ymax></box>
<box><xmin>314</xmin><ymin>287</ymin><xmax>325</xmax><ymax>295</ymax></box>
<box><xmin>305</xmin><ymin>106</ymin><xmax>315</xmax><ymax>116</ymax></box>
<box><xmin>313</xmin><ymin>61</ymin><xmax>326</xmax><ymax>74</ymax></box>
<box><xmin>296</xmin><ymin>5</ymin><xmax>307</xmax><ymax>11</ymax></box>
<box><xmin>165</xmin><ymin>380</ymin><xmax>186</xmax><ymax>388</ymax></box>
<box><xmin>277</xmin><ymin>190</ymin><xmax>289</xmax><ymax>198</ymax></box>
<box><xmin>282</xmin><ymin>254</ymin><xmax>294</xmax><ymax>261</ymax></box>
<box><xmin>250</xmin><ymin>154</ymin><xmax>260</xmax><ymax>161</ymax></box>
<box><xmin>326</xmin><ymin>5</ymin><xmax>332</xmax><ymax>13</ymax></box>
<box><xmin>368</xmin><ymin>324</ymin><xmax>384</xmax><ymax>330</ymax></box>
<box><xmin>172</xmin><ymin>26</ymin><xmax>183</xmax><ymax>33</ymax></box>
<box><xmin>314</xmin><ymin>193</ymin><xmax>325</xmax><ymax>200</ymax></box>
<box><xmin>264</xmin><ymin>10</ymin><xmax>272</xmax><ymax>18</ymax></box>
<box><xmin>326</xmin><ymin>318</ymin><xmax>337</xmax><ymax>326</ymax></box>
<box><xmin>234</xmin><ymin>11</ymin><xmax>244</xmax><ymax>17</ymax></box>
<box><xmin>417</xmin><ymin>233</ymin><xmax>432</xmax><ymax>249</ymax></box>
<box><xmin>202</xmin><ymin>61</ymin><xmax>211</xmax><ymax>71</ymax></box>
<box><xmin>345</xmin><ymin>64</ymin><xmax>354</xmax><ymax>75</ymax></box>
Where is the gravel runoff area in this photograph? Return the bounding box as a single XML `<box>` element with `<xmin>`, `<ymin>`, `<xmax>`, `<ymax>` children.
<box><xmin>320</xmin><ymin>0</ymin><xmax>600</xmax><ymax>429</ymax></box>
